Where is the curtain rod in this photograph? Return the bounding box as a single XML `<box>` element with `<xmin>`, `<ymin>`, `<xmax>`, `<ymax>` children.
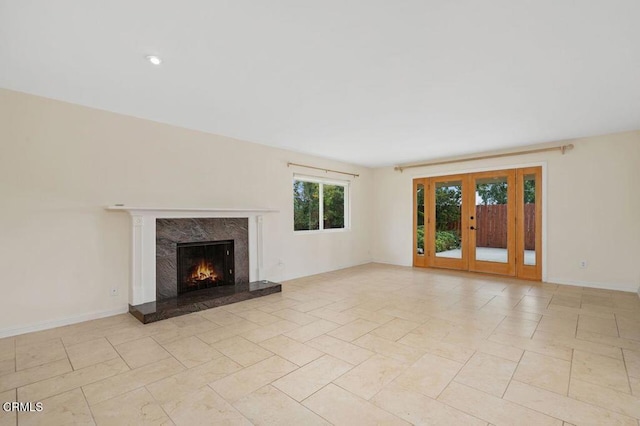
<box><xmin>394</xmin><ymin>144</ymin><xmax>574</xmax><ymax>172</ymax></box>
<box><xmin>287</xmin><ymin>162</ymin><xmax>360</xmax><ymax>178</ymax></box>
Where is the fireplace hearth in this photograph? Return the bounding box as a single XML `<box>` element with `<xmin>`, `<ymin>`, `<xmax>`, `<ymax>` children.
<box><xmin>177</xmin><ymin>240</ymin><xmax>234</xmax><ymax>294</ymax></box>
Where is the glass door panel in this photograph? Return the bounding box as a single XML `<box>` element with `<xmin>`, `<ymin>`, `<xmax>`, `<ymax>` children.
<box><xmin>523</xmin><ymin>174</ymin><xmax>536</xmax><ymax>266</ymax></box>
<box><xmin>413</xmin><ymin>179</ymin><xmax>427</xmax><ymax>267</ymax></box>
<box><xmin>468</xmin><ymin>170</ymin><xmax>516</xmax><ymax>276</ymax></box>
<box><xmin>428</xmin><ymin>175</ymin><xmax>468</xmax><ymax>270</ymax></box>
<box><xmin>474</xmin><ymin>176</ymin><xmax>509</xmax><ymax>263</ymax></box>
<box><xmin>517</xmin><ymin>167</ymin><xmax>542</xmax><ymax>280</ymax></box>
<box><xmin>435</xmin><ymin>180</ymin><xmax>463</xmax><ymax>259</ymax></box>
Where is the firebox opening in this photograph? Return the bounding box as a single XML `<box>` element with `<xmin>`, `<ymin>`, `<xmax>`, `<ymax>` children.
<box><xmin>177</xmin><ymin>240</ymin><xmax>234</xmax><ymax>295</ymax></box>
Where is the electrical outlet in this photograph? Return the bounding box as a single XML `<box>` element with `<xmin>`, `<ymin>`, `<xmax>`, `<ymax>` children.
<box><xmin>579</xmin><ymin>260</ymin><xmax>587</xmax><ymax>269</ymax></box>
<box><xmin>110</xmin><ymin>287</ymin><xmax>119</xmax><ymax>297</ymax></box>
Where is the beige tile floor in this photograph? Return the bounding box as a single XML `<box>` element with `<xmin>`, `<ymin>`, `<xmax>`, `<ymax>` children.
<box><xmin>1</xmin><ymin>263</ymin><xmax>640</xmax><ymax>425</ymax></box>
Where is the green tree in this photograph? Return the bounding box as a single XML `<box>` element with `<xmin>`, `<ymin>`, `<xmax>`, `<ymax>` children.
<box><xmin>293</xmin><ymin>181</ymin><xmax>319</xmax><ymax>230</ymax></box>
<box><xmin>323</xmin><ymin>184</ymin><xmax>345</xmax><ymax>229</ymax></box>
<box><xmin>477</xmin><ymin>182</ymin><xmax>507</xmax><ymax>205</ymax></box>
<box><xmin>417</xmin><ymin>186</ymin><xmax>424</xmax><ymax>226</ymax></box>
<box><xmin>523</xmin><ymin>179</ymin><xmax>535</xmax><ymax>204</ymax></box>
<box><xmin>435</xmin><ymin>185</ymin><xmax>462</xmax><ymax>231</ymax></box>
<box><xmin>416</xmin><ymin>186</ymin><xmax>425</xmax><ymax>252</ymax></box>
<box><xmin>477</xmin><ymin>181</ymin><xmax>536</xmax><ymax>205</ymax></box>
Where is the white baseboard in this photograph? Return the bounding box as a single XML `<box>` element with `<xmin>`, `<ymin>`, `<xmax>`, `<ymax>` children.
<box><xmin>546</xmin><ymin>277</ymin><xmax>638</xmax><ymax>293</ymax></box>
<box><xmin>0</xmin><ymin>306</ymin><xmax>129</xmax><ymax>339</ymax></box>
<box><xmin>370</xmin><ymin>258</ymin><xmax>412</xmax><ymax>267</ymax></box>
<box><xmin>281</xmin><ymin>258</ymin><xmax>374</xmax><ymax>282</ymax></box>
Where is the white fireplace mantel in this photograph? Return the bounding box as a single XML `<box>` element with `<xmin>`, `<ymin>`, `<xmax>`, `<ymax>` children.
<box><xmin>107</xmin><ymin>206</ymin><xmax>279</xmax><ymax>306</ymax></box>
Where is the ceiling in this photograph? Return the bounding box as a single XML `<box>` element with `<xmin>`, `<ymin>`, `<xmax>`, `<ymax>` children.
<box><xmin>1</xmin><ymin>1</ymin><xmax>639</xmax><ymax>167</ymax></box>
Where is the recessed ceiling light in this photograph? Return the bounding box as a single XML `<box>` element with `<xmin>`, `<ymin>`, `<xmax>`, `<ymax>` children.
<box><xmin>146</xmin><ymin>55</ymin><xmax>162</xmax><ymax>65</ymax></box>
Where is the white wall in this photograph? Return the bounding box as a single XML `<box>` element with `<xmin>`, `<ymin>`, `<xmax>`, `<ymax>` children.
<box><xmin>0</xmin><ymin>89</ymin><xmax>373</xmax><ymax>334</ymax></box>
<box><xmin>372</xmin><ymin>132</ymin><xmax>640</xmax><ymax>292</ymax></box>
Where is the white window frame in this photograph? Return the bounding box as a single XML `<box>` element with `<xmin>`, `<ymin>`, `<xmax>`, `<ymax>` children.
<box><xmin>293</xmin><ymin>174</ymin><xmax>351</xmax><ymax>233</ymax></box>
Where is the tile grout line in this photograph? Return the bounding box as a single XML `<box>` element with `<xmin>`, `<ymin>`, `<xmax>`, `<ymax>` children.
<box><xmin>13</xmin><ymin>338</ymin><xmax>68</xmax><ymax>373</ymax></box>
<box><xmin>213</xmin><ymin>385</ymin><xmax>257</xmax><ymax>426</ymax></box>
<box><xmin>505</xmin><ymin>379</ymin><xmax>576</xmax><ymax>424</ymax></box>
<box><xmin>265</xmin><ymin>382</ymin><xmax>337</xmax><ymax>425</ymax></box>
<box><xmin>440</xmin><ymin>348</ymin><xmax>478</xmax><ymax>400</ymax></box>
<box><xmin>500</xmin><ymin>347</ymin><xmax>525</xmax><ymax>399</ymax></box>
<box><xmin>328</xmin><ymin>381</ymin><xmax>407</xmax><ymax>423</ymax></box>
<box><xmin>60</xmin><ymin>338</ymin><xmax>73</xmax><ymax>374</ymax></box>
<box><xmin>85</xmin><ymin>382</ymin><xmax>148</xmax><ymax>408</ymax></box>
<box><xmin>103</xmin><ymin>334</ymin><xmax>134</xmax><ymax>373</ymax></box>
<box><xmin>528</xmin><ymin>309</ymin><xmax>546</xmax><ymax>342</ymax></box>
<box><xmin>79</xmin><ymin>383</ymin><xmax>98</xmax><ymax>425</ymax></box>
<box><xmin>614</xmin><ymin>312</ymin><xmax>622</xmax><ymax>338</ymax></box>
<box><xmin>16</xmin><ymin>357</ymin><xmax>129</xmax><ymax>405</ymax></box>
<box><xmin>620</xmin><ymin>348</ymin><xmax>633</xmax><ymax>394</ymax></box>
<box><xmin>435</xmin><ymin>381</ymin><xmax>505</xmax><ymax>424</ymax></box>
<box><xmin>524</xmin><ymin>373</ymin><xmax>640</xmax><ymax>422</ymax></box>
<box><xmin>566</xmin><ymin>346</ymin><xmax>575</xmax><ymax>397</ymax></box>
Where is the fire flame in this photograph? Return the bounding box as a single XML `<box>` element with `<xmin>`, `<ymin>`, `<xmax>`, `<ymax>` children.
<box><xmin>189</xmin><ymin>259</ymin><xmax>217</xmax><ymax>282</ymax></box>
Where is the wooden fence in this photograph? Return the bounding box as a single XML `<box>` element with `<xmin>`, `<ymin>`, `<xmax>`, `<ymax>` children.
<box><xmin>475</xmin><ymin>204</ymin><xmax>535</xmax><ymax>249</ymax></box>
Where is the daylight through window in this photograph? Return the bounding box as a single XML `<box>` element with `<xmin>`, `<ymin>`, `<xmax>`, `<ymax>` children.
<box><xmin>293</xmin><ymin>177</ymin><xmax>349</xmax><ymax>232</ymax></box>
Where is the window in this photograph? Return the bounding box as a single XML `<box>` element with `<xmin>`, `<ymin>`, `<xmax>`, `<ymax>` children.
<box><xmin>293</xmin><ymin>176</ymin><xmax>349</xmax><ymax>232</ymax></box>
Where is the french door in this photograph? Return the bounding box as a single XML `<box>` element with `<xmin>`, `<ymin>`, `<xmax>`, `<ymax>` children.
<box><xmin>413</xmin><ymin>167</ymin><xmax>541</xmax><ymax>280</ymax></box>
<box><xmin>468</xmin><ymin>169</ymin><xmax>516</xmax><ymax>275</ymax></box>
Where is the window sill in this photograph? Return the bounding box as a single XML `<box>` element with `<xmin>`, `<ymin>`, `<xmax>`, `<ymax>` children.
<box><xmin>294</xmin><ymin>228</ymin><xmax>351</xmax><ymax>235</ymax></box>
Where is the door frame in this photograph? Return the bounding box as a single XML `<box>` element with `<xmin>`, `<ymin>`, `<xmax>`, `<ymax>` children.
<box><xmin>467</xmin><ymin>169</ymin><xmax>517</xmax><ymax>276</ymax></box>
<box><xmin>411</xmin><ymin>162</ymin><xmax>547</xmax><ymax>281</ymax></box>
<box><xmin>516</xmin><ymin>167</ymin><xmax>543</xmax><ymax>280</ymax></box>
<box><xmin>426</xmin><ymin>174</ymin><xmax>469</xmax><ymax>271</ymax></box>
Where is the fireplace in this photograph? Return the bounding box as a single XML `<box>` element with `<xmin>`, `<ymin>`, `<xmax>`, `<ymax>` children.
<box><xmin>110</xmin><ymin>209</ymin><xmax>282</xmax><ymax>324</ymax></box>
<box><xmin>156</xmin><ymin>218</ymin><xmax>249</xmax><ymax>300</ymax></box>
<box><xmin>177</xmin><ymin>240</ymin><xmax>234</xmax><ymax>294</ymax></box>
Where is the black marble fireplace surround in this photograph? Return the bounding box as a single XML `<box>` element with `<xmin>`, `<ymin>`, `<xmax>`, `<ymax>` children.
<box><xmin>128</xmin><ymin>216</ymin><xmax>281</xmax><ymax>324</ymax></box>
<box><xmin>156</xmin><ymin>218</ymin><xmax>249</xmax><ymax>300</ymax></box>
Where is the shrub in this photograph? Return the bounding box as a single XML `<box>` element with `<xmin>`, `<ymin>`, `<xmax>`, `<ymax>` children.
<box><xmin>417</xmin><ymin>225</ymin><xmax>424</xmax><ymax>251</ymax></box>
<box><xmin>435</xmin><ymin>231</ymin><xmax>459</xmax><ymax>253</ymax></box>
